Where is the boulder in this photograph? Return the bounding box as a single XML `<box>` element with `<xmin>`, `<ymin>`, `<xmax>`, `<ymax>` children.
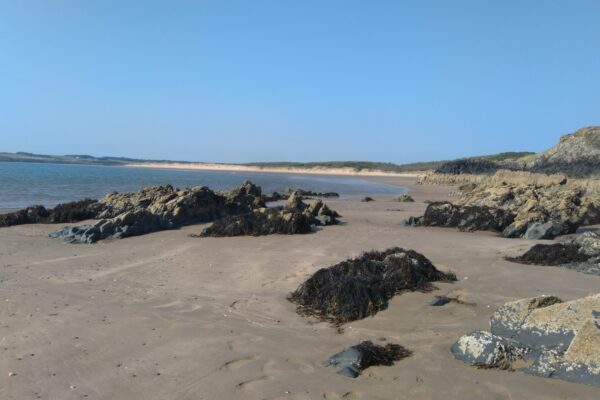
<box><xmin>452</xmin><ymin>294</ymin><xmax>600</xmax><ymax>387</ymax></box>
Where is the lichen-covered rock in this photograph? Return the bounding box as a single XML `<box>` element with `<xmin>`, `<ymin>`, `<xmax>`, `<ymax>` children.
<box><xmin>409</xmin><ymin>170</ymin><xmax>600</xmax><ymax>239</ymax></box>
<box><xmin>451</xmin><ymin>331</ymin><xmax>529</xmax><ymax>369</ymax></box>
<box><xmin>453</xmin><ymin>294</ymin><xmax>600</xmax><ymax>387</ymax></box>
<box><xmin>288</xmin><ymin>247</ymin><xmax>456</xmax><ymax>324</ymax></box>
<box><xmin>325</xmin><ymin>341</ymin><xmax>412</xmax><ymax>378</ymax></box>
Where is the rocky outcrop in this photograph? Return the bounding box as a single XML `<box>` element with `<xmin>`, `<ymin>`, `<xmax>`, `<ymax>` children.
<box><xmin>452</xmin><ymin>294</ymin><xmax>600</xmax><ymax>387</ymax></box>
<box><xmin>396</xmin><ymin>194</ymin><xmax>414</xmax><ymax>202</ymax></box>
<box><xmin>197</xmin><ymin>191</ymin><xmax>340</xmax><ymax>237</ymax></box>
<box><xmin>406</xmin><ymin>201</ymin><xmax>515</xmax><ymax>233</ymax></box>
<box><xmin>325</xmin><ymin>341</ymin><xmax>412</xmax><ymax>378</ymax></box>
<box><xmin>408</xmin><ymin>171</ymin><xmax>600</xmax><ymax>239</ymax></box>
<box><xmin>435</xmin><ymin>159</ymin><xmax>503</xmax><ymax>175</ymax></box>
<box><xmin>283</xmin><ymin>188</ymin><xmax>340</xmax><ymax>198</ymax></box>
<box><xmin>0</xmin><ymin>199</ymin><xmax>103</xmax><ymax>227</ymax></box>
<box><xmin>288</xmin><ymin>247</ymin><xmax>456</xmax><ymax>325</ymax></box>
<box><xmin>527</xmin><ymin>126</ymin><xmax>600</xmax><ymax>177</ymax></box>
<box><xmin>49</xmin><ymin>181</ymin><xmax>303</xmax><ymax>243</ymax></box>
<box><xmin>508</xmin><ymin>232</ymin><xmax>600</xmax><ymax>275</ymax></box>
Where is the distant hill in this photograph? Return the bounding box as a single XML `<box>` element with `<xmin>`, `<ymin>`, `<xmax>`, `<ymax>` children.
<box><xmin>0</xmin><ymin>151</ymin><xmax>534</xmax><ymax>173</ymax></box>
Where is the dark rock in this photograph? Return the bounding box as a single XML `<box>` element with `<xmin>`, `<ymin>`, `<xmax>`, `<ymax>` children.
<box><xmin>430</xmin><ymin>295</ymin><xmax>451</xmax><ymax>306</ymax></box>
<box><xmin>283</xmin><ymin>188</ymin><xmax>340</xmax><ymax>198</ymax></box>
<box><xmin>522</xmin><ymin>220</ymin><xmax>576</xmax><ymax>240</ymax></box>
<box><xmin>325</xmin><ymin>341</ymin><xmax>412</xmax><ymax>378</ymax></box>
<box><xmin>508</xmin><ymin>243</ymin><xmax>590</xmax><ymax>266</ymax></box>
<box><xmin>197</xmin><ymin>208</ymin><xmax>314</xmax><ymax>237</ymax></box>
<box><xmin>435</xmin><ymin>159</ymin><xmax>501</xmax><ymax>175</ymax></box>
<box><xmin>288</xmin><ymin>247</ymin><xmax>456</xmax><ymax>324</ymax></box>
<box><xmin>0</xmin><ymin>199</ymin><xmax>103</xmax><ymax>228</ymax></box>
<box><xmin>507</xmin><ymin>232</ymin><xmax>600</xmax><ymax>275</ymax></box>
<box><xmin>361</xmin><ymin>197</ymin><xmax>374</xmax><ymax>202</ymax></box>
<box><xmin>409</xmin><ymin>202</ymin><xmax>515</xmax><ymax>233</ymax></box>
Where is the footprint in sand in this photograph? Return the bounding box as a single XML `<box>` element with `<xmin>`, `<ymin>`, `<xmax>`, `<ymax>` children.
<box><xmin>219</xmin><ymin>355</ymin><xmax>260</xmax><ymax>371</ymax></box>
<box><xmin>236</xmin><ymin>359</ymin><xmax>278</xmax><ymax>391</ymax></box>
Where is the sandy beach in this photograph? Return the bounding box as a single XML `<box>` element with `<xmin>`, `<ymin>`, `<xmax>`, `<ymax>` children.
<box><xmin>1</xmin><ymin>176</ymin><xmax>599</xmax><ymax>400</ymax></box>
<box><xmin>126</xmin><ymin>162</ymin><xmax>423</xmax><ymax>178</ymax></box>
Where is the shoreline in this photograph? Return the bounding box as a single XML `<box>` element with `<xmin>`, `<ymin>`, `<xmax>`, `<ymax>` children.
<box><xmin>126</xmin><ymin>162</ymin><xmax>425</xmax><ymax>178</ymax></box>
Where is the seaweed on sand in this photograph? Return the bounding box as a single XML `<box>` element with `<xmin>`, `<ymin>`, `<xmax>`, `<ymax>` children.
<box><xmin>288</xmin><ymin>247</ymin><xmax>457</xmax><ymax>325</ymax></box>
<box><xmin>507</xmin><ymin>243</ymin><xmax>590</xmax><ymax>266</ymax></box>
<box><xmin>325</xmin><ymin>340</ymin><xmax>413</xmax><ymax>378</ymax></box>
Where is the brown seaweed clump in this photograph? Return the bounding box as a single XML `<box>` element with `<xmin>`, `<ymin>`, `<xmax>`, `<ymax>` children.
<box><xmin>288</xmin><ymin>247</ymin><xmax>456</xmax><ymax>324</ymax></box>
<box><xmin>507</xmin><ymin>243</ymin><xmax>590</xmax><ymax>266</ymax></box>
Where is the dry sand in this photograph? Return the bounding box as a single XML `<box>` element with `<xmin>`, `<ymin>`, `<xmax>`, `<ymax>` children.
<box><xmin>1</xmin><ymin>177</ymin><xmax>599</xmax><ymax>400</ymax></box>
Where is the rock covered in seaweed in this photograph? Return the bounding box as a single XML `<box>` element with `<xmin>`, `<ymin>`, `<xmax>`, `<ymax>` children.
<box><xmin>408</xmin><ymin>170</ymin><xmax>600</xmax><ymax>239</ymax></box>
<box><xmin>288</xmin><ymin>247</ymin><xmax>456</xmax><ymax>324</ymax></box>
<box><xmin>452</xmin><ymin>294</ymin><xmax>600</xmax><ymax>387</ymax></box>
<box><xmin>0</xmin><ymin>199</ymin><xmax>103</xmax><ymax>227</ymax></box>
<box><xmin>507</xmin><ymin>232</ymin><xmax>600</xmax><ymax>275</ymax></box>
<box><xmin>406</xmin><ymin>201</ymin><xmax>515</xmax><ymax>233</ymax></box>
<box><xmin>325</xmin><ymin>341</ymin><xmax>412</xmax><ymax>378</ymax></box>
<box><xmin>197</xmin><ymin>190</ymin><xmax>340</xmax><ymax>237</ymax></box>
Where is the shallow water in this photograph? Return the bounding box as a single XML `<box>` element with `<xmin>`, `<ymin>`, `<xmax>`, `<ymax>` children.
<box><xmin>0</xmin><ymin>162</ymin><xmax>406</xmax><ymax>209</ymax></box>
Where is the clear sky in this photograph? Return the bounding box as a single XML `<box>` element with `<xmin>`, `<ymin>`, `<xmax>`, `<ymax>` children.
<box><xmin>1</xmin><ymin>1</ymin><xmax>599</xmax><ymax>164</ymax></box>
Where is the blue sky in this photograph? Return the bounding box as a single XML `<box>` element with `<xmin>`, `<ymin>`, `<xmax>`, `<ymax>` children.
<box><xmin>1</xmin><ymin>1</ymin><xmax>599</xmax><ymax>163</ymax></box>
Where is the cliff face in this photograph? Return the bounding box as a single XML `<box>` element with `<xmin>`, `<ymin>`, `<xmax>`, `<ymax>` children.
<box><xmin>527</xmin><ymin>126</ymin><xmax>600</xmax><ymax>177</ymax></box>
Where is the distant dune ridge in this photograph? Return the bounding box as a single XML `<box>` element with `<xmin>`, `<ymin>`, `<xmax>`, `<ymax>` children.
<box><xmin>2</xmin><ymin>126</ymin><xmax>599</xmax><ymax>177</ymax></box>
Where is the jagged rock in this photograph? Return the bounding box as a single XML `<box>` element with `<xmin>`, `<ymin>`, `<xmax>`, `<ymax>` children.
<box><xmin>197</xmin><ymin>193</ymin><xmax>340</xmax><ymax>237</ymax></box>
<box><xmin>0</xmin><ymin>199</ymin><xmax>103</xmax><ymax>227</ymax></box>
<box><xmin>50</xmin><ymin>183</ymin><xmax>268</xmax><ymax>243</ymax></box>
<box><xmin>452</xmin><ymin>294</ymin><xmax>600</xmax><ymax>387</ymax></box>
<box><xmin>508</xmin><ymin>232</ymin><xmax>600</xmax><ymax>275</ymax></box>
<box><xmin>325</xmin><ymin>341</ymin><xmax>412</xmax><ymax>378</ymax></box>
<box><xmin>288</xmin><ymin>247</ymin><xmax>456</xmax><ymax>324</ymax></box>
<box><xmin>197</xmin><ymin>208</ymin><xmax>313</xmax><ymax>237</ymax></box>
<box><xmin>396</xmin><ymin>194</ymin><xmax>414</xmax><ymax>202</ymax></box>
<box><xmin>407</xmin><ymin>202</ymin><xmax>515</xmax><ymax>233</ymax></box>
<box><xmin>408</xmin><ymin>171</ymin><xmax>600</xmax><ymax>239</ymax></box>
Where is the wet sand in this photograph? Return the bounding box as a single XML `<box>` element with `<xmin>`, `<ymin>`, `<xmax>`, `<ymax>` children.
<box><xmin>1</xmin><ymin>177</ymin><xmax>599</xmax><ymax>399</ymax></box>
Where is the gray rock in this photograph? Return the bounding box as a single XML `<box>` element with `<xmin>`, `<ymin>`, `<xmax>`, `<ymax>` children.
<box><xmin>451</xmin><ymin>330</ymin><xmax>529</xmax><ymax>369</ymax></box>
